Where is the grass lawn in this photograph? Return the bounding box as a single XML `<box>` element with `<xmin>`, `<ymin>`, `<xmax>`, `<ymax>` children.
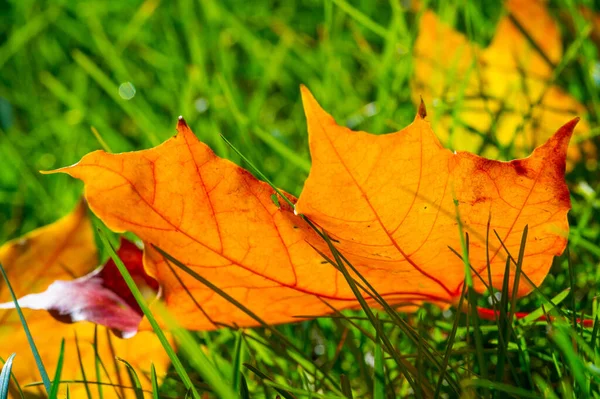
<box><xmin>1</xmin><ymin>0</ymin><xmax>599</xmax><ymax>397</ymax></box>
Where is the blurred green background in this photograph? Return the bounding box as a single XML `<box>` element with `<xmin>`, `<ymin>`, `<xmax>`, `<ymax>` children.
<box><xmin>1</xmin><ymin>1</ymin><xmax>600</xmax><ymax>396</ymax></box>
<box><xmin>0</xmin><ymin>0</ymin><xmax>424</xmax><ymax>242</ymax></box>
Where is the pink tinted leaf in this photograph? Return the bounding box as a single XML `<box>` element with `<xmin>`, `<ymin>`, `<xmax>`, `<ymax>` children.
<box><xmin>0</xmin><ymin>239</ymin><xmax>157</xmax><ymax>338</ymax></box>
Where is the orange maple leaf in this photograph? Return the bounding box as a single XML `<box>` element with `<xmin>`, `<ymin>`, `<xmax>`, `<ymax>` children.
<box><xmin>53</xmin><ymin>121</ymin><xmax>353</xmax><ymax>330</ymax></box>
<box><xmin>0</xmin><ymin>202</ymin><xmax>170</xmax><ymax>398</ymax></box>
<box><xmin>412</xmin><ymin>0</ymin><xmax>593</xmax><ymax>166</ymax></box>
<box><xmin>296</xmin><ymin>87</ymin><xmax>572</xmax><ymax>303</ymax></box>
<box><xmin>53</xmin><ymin>87</ymin><xmax>575</xmax><ymax>331</ymax></box>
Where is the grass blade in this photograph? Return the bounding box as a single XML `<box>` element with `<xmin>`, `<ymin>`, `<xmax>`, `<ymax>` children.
<box><xmin>240</xmin><ymin>374</ymin><xmax>250</xmax><ymax>399</ymax></box>
<box><xmin>92</xmin><ymin>326</ymin><xmax>104</xmax><ymax>399</ymax></box>
<box><xmin>48</xmin><ymin>339</ymin><xmax>66</xmax><ymax>399</ymax></box>
<box><xmin>373</xmin><ymin>323</ymin><xmax>385</xmax><ymax>399</ymax></box>
<box><xmin>150</xmin><ymin>364</ymin><xmax>159</xmax><ymax>399</ymax></box>
<box><xmin>155</xmin><ymin>246</ymin><xmax>344</xmax><ymax>395</ymax></box>
<box><xmin>434</xmin><ymin>284</ymin><xmax>467</xmax><ymax>397</ymax></box>
<box><xmin>74</xmin><ymin>331</ymin><xmax>93</xmax><ymax>399</ymax></box>
<box><xmin>157</xmin><ymin>308</ymin><xmax>238</xmax><ymax>399</ymax></box>
<box><xmin>243</xmin><ymin>363</ymin><xmax>295</xmax><ymax>399</ymax></box>
<box><xmin>115</xmin><ymin>358</ymin><xmax>144</xmax><ymax>399</ymax></box>
<box><xmin>0</xmin><ymin>353</ymin><xmax>16</xmax><ymax>399</ymax></box>
<box><xmin>0</xmin><ymin>262</ymin><xmax>51</xmax><ymax>393</ymax></box>
<box><xmin>231</xmin><ymin>331</ymin><xmax>245</xmax><ymax>393</ymax></box>
<box><xmin>551</xmin><ymin>325</ymin><xmax>590</xmax><ymax>397</ymax></box>
<box><xmin>97</xmin><ymin>232</ymin><xmax>202</xmax><ymax>399</ymax></box>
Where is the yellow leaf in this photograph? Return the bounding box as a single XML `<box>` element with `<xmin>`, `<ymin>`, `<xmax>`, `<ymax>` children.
<box><xmin>412</xmin><ymin>0</ymin><xmax>593</xmax><ymax>167</ymax></box>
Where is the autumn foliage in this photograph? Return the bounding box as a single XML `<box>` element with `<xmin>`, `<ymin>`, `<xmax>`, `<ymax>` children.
<box><xmin>42</xmin><ymin>86</ymin><xmax>572</xmax><ymax>332</ymax></box>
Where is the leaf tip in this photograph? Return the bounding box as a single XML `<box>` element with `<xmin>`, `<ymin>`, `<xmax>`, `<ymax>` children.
<box><xmin>417</xmin><ymin>97</ymin><xmax>427</xmax><ymax>119</ymax></box>
<box><xmin>177</xmin><ymin>115</ymin><xmax>188</xmax><ymax>129</ymax></box>
<box><xmin>545</xmin><ymin>117</ymin><xmax>579</xmax><ymax>153</ymax></box>
<box><xmin>299</xmin><ymin>84</ymin><xmax>334</xmax><ymax>131</ymax></box>
<box><xmin>39</xmin><ymin>162</ymin><xmax>80</xmax><ymax>176</ymax></box>
<box><xmin>299</xmin><ymin>84</ymin><xmax>314</xmax><ymax>104</ymax></box>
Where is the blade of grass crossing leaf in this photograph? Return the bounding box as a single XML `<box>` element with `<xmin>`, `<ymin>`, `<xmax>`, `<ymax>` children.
<box><xmin>219</xmin><ymin>134</ymin><xmax>295</xmax><ymax>209</ymax></box>
<box><xmin>49</xmin><ymin>339</ymin><xmax>66</xmax><ymax>399</ymax></box>
<box><xmin>97</xmin><ymin>232</ymin><xmax>201</xmax><ymax>399</ymax></box>
<box><xmin>318</xmin><ymin>233</ymin><xmax>459</xmax><ymax>394</ymax></box>
<box><xmin>224</xmin><ymin>127</ymin><xmax>443</xmax><ymax>394</ymax></box>
<box><xmin>325</xmin><ymin>242</ymin><xmax>460</xmax><ymax>394</ymax></box>
<box><xmin>320</xmin><ymin>233</ymin><xmax>420</xmax><ymax>395</ymax></box>
<box><xmin>304</xmin><ymin>220</ymin><xmax>456</xmax><ymax>392</ymax></box>
<box><xmin>161</xmin><ymin>260</ymin><xmax>220</xmax><ymax>329</ymax></box>
<box><xmin>150</xmin><ymin>364</ymin><xmax>159</xmax><ymax>399</ymax></box>
<box><xmin>452</xmin><ymin>195</ymin><xmax>473</xmax><ymax>288</ymax></box>
<box><xmin>116</xmin><ymin>358</ymin><xmax>144</xmax><ymax>399</ymax></box>
<box><xmin>0</xmin><ymin>262</ymin><xmax>51</xmax><ymax>394</ymax></box>
<box><xmin>0</xmin><ymin>353</ymin><xmax>16</xmax><ymax>399</ymax></box>
<box><xmin>155</xmin><ymin>246</ymin><xmax>344</xmax><ymax>395</ymax></box>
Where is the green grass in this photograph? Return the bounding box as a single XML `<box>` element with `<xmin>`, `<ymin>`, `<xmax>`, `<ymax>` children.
<box><xmin>1</xmin><ymin>0</ymin><xmax>600</xmax><ymax>397</ymax></box>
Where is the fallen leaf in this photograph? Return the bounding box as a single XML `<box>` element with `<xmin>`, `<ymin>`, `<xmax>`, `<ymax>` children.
<box><xmin>54</xmin><ymin>86</ymin><xmax>574</xmax><ymax>329</ymax></box>
<box><xmin>412</xmin><ymin>0</ymin><xmax>593</xmax><ymax>166</ymax></box>
<box><xmin>296</xmin><ymin>87</ymin><xmax>572</xmax><ymax>302</ymax></box>
<box><xmin>54</xmin><ymin>119</ymin><xmax>355</xmax><ymax>330</ymax></box>
<box><xmin>0</xmin><ymin>202</ymin><xmax>169</xmax><ymax>398</ymax></box>
<box><xmin>0</xmin><ymin>239</ymin><xmax>159</xmax><ymax>339</ymax></box>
